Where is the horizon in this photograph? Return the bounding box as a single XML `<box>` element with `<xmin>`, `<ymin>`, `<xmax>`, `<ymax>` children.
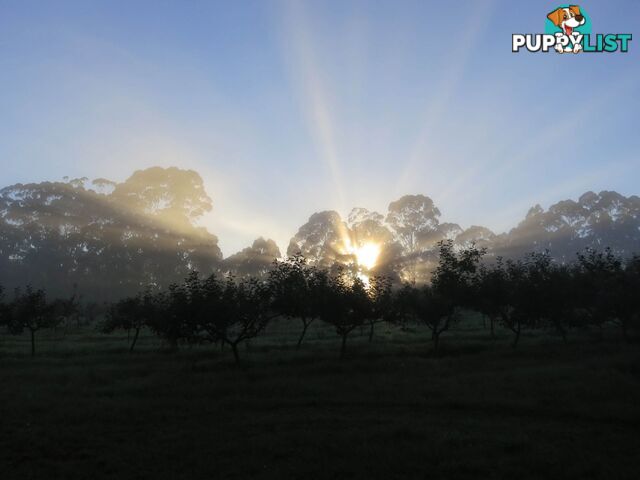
<box><xmin>1</xmin><ymin>0</ymin><xmax>639</xmax><ymax>256</ymax></box>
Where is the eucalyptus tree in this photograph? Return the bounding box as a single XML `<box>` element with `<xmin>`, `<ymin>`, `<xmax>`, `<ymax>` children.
<box><xmin>385</xmin><ymin>195</ymin><xmax>442</xmax><ymax>283</ymax></box>
<box><xmin>496</xmin><ymin>191</ymin><xmax>640</xmax><ymax>261</ymax></box>
<box><xmin>0</xmin><ymin>167</ymin><xmax>222</xmax><ymax>301</ymax></box>
<box><xmin>224</xmin><ymin>237</ymin><xmax>281</xmax><ymax>278</ymax></box>
<box><xmin>286</xmin><ymin>211</ymin><xmax>352</xmax><ymax>267</ymax></box>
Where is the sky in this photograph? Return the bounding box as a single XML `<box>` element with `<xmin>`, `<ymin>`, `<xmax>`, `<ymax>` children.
<box><xmin>1</xmin><ymin>0</ymin><xmax>639</xmax><ymax>256</ymax></box>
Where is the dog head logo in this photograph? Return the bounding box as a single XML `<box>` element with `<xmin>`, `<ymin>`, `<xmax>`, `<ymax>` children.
<box><xmin>547</xmin><ymin>5</ymin><xmax>586</xmax><ymax>36</ymax></box>
<box><xmin>513</xmin><ymin>5</ymin><xmax>632</xmax><ymax>54</ymax></box>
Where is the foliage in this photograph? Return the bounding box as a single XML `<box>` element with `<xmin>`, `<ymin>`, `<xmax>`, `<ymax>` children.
<box><xmin>197</xmin><ymin>275</ymin><xmax>276</xmax><ymax>363</ymax></box>
<box><xmin>104</xmin><ymin>289</ymin><xmax>158</xmax><ymax>352</ymax></box>
<box><xmin>396</xmin><ymin>241</ymin><xmax>485</xmax><ymax>351</ymax></box>
<box><xmin>316</xmin><ymin>269</ymin><xmax>372</xmax><ymax>358</ymax></box>
<box><xmin>6</xmin><ymin>286</ymin><xmax>58</xmax><ymax>355</ymax></box>
<box><xmin>2</xmin><ymin>245</ymin><xmax>640</xmax><ymax>361</ymax></box>
<box><xmin>0</xmin><ymin>167</ymin><xmax>222</xmax><ymax>301</ymax></box>
<box><xmin>268</xmin><ymin>254</ymin><xmax>327</xmax><ymax>348</ymax></box>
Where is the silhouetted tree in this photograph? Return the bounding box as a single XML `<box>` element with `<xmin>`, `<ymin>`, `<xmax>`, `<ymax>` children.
<box><xmin>609</xmin><ymin>253</ymin><xmax>640</xmax><ymax>341</ymax></box>
<box><xmin>224</xmin><ymin>237</ymin><xmax>281</xmax><ymax>278</ymax></box>
<box><xmin>575</xmin><ymin>248</ymin><xmax>624</xmax><ymax>337</ymax></box>
<box><xmin>366</xmin><ymin>275</ymin><xmax>395</xmax><ymax>342</ymax></box>
<box><xmin>492</xmin><ymin>252</ymin><xmax>572</xmax><ymax>347</ymax></box>
<box><xmin>0</xmin><ymin>167</ymin><xmax>222</xmax><ymax>301</ymax></box>
<box><xmin>432</xmin><ymin>240</ymin><xmax>485</xmax><ymax>303</ymax></box>
<box><xmin>198</xmin><ymin>276</ymin><xmax>275</xmax><ymax>364</ymax></box>
<box><xmin>318</xmin><ymin>269</ymin><xmax>370</xmax><ymax>358</ymax></box>
<box><xmin>7</xmin><ymin>286</ymin><xmax>57</xmax><ymax>356</ymax></box>
<box><xmin>396</xmin><ymin>283</ymin><xmax>453</xmax><ymax>352</ymax></box>
<box><xmin>494</xmin><ymin>191</ymin><xmax>640</xmax><ymax>262</ymax></box>
<box><xmin>474</xmin><ymin>259</ymin><xmax>506</xmax><ymax>338</ymax></box>
<box><xmin>395</xmin><ymin>241</ymin><xmax>484</xmax><ymax>352</ymax></box>
<box><xmin>268</xmin><ymin>254</ymin><xmax>326</xmax><ymax>348</ymax></box>
<box><xmin>524</xmin><ymin>252</ymin><xmax>573</xmax><ymax>343</ymax></box>
<box><xmin>472</xmin><ymin>258</ymin><xmax>527</xmax><ymax>345</ymax></box>
<box><xmin>501</xmin><ymin>259</ymin><xmax>530</xmax><ymax>347</ymax></box>
<box><xmin>104</xmin><ymin>289</ymin><xmax>158</xmax><ymax>352</ymax></box>
<box><xmin>385</xmin><ymin>195</ymin><xmax>442</xmax><ymax>283</ymax></box>
<box><xmin>287</xmin><ymin>211</ymin><xmax>352</xmax><ymax>267</ymax></box>
<box><xmin>148</xmin><ymin>273</ymin><xmax>204</xmax><ymax>350</ymax></box>
<box><xmin>620</xmin><ymin>254</ymin><xmax>640</xmax><ymax>340</ymax></box>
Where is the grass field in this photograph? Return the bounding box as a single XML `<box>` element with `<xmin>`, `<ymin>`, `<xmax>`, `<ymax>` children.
<box><xmin>1</xmin><ymin>319</ymin><xmax>639</xmax><ymax>479</ymax></box>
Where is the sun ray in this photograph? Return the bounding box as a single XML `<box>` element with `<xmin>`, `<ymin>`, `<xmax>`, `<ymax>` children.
<box><xmin>279</xmin><ymin>0</ymin><xmax>347</xmax><ymax>213</ymax></box>
<box><xmin>393</xmin><ymin>0</ymin><xmax>497</xmax><ymax>198</ymax></box>
<box><xmin>441</xmin><ymin>73</ymin><xmax>640</xmax><ymax>216</ymax></box>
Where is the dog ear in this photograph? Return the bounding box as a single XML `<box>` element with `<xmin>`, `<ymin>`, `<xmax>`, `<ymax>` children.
<box><xmin>547</xmin><ymin>8</ymin><xmax>563</xmax><ymax>27</ymax></box>
<box><xmin>569</xmin><ymin>5</ymin><xmax>581</xmax><ymax>16</ymax></box>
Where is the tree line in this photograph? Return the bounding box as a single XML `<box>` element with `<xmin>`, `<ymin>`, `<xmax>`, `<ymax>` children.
<box><xmin>0</xmin><ymin>168</ymin><xmax>222</xmax><ymax>301</ymax></box>
<box><xmin>0</xmin><ymin>241</ymin><xmax>638</xmax><ymax>361</ymax></box>
<box><xmin>4</xmin><ymin>167</ymin><xmax>640</xmax><ymax>299</ymax></box>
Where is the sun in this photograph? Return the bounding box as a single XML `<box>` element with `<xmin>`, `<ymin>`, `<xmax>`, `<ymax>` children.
<box><xmin>353</xmin><ymin>243</ymin><xmax>381</xmax><ymax>270</ymax></box>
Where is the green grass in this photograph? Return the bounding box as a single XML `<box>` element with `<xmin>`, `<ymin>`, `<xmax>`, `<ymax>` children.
<box><xmin>1</xmin><ymin>320</ymin><xmax>639</xmax><ymax>479</ymax></box>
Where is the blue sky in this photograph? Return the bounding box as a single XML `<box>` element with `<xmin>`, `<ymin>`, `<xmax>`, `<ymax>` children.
<box><xmin>1</xmin><ymin>0</ymin><xmax>639</xmax><ymax>256</ymax></box>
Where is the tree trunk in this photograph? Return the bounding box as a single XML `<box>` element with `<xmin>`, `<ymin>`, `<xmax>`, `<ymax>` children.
<box><xmin>30</xmin><ymin>329</ymin><xmax>36</xmax><ymax>357</ymax></box>
<box><xmin>490</xmin><ymin>316</ymin><xmax>495</xmax><ymax>338</ymax></box>
<box><xmin>231</xmin><ymin>342</ymin><xmax>241</xmax><ymax>365</ymax></box>
<box><xmin>129</xmin><ymin>327</ymin><xmax>140</xmax><ymax>353</ymax></box>
<box><xmin>340</xmin><ymin>333</ymin><xmax>348</xmax><ymax>359</ymax></box>
<box><xmin>432</xmin><ymin>331</ymin><xmax>440</xmax><ymax>352</ymax></box>
<box><xmin>511</xmin><ymin>323</ymin><xmax>521</xmax><ymax>348</ymax></box>
<box><xmin>296</xmin><ymin>319</ymin><xmax>310</xmax><ymax>349</ymax></box>
<box><xmin>368</xmin><ymin>321</ymin><xmax>375</xmax><ymax>343</ymax></box>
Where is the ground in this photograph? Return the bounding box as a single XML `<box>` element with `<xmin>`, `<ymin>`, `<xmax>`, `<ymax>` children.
<box><xmin>1</xmin><ymin>319</ymin><xmax>639</xmax><ymax>479</ymax></box>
